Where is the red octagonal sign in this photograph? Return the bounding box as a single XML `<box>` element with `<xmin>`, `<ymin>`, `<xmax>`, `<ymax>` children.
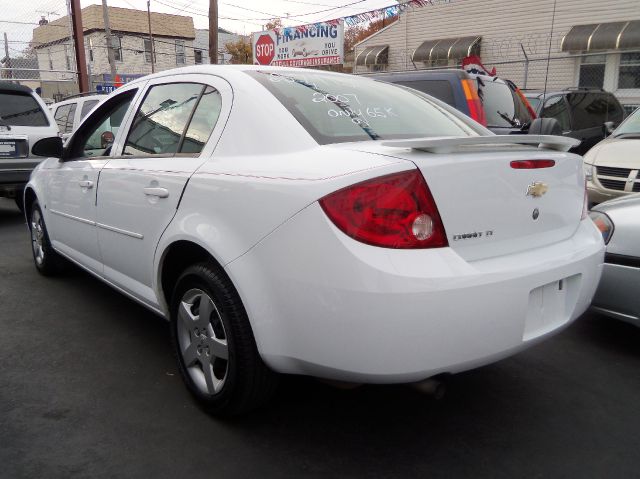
<box><xmin>255</xmin><ymin>34</ymin><xmax>275</xmax><ymax>65</ymax></box>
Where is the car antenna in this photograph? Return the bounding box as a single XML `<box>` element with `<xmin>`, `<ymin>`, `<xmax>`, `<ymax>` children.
<box><xmin>542</xmin><ymin>0</ymin><xmax>557</xmax><ymax>100</ymax></box>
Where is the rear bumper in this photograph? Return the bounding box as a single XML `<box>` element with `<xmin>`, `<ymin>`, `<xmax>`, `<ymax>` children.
<box><xmin>226</xmin><ymin>203</ymin><xmax>604</xmax><ymax>383</ymax></box>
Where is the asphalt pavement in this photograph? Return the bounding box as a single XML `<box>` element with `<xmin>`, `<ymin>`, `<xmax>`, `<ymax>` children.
<box><xmin>1</xmin><ymin>197</ymin><xmax>639</xmax><ymax>479</ymax></box>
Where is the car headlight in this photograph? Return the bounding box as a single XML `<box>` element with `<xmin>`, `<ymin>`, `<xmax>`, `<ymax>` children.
<box><xmin>583</xmin><ymin>162</ymin><xmax>594</xmax><ymax>182</ymax></box>
<box><xmin>588</xmin><ymin>211</ymin><xmax>614</xmax><ymax>244</ymax></box>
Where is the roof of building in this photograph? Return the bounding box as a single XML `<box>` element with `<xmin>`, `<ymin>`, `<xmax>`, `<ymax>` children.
<box><xmin>196</xmin><ymin>27</ymin><xmax>235</xmax><ymax>35</ymax></box>
<box><xmin>33</xmin><ymin>5</ymin><xmax>195</xmax><ymax>47</ymax></box>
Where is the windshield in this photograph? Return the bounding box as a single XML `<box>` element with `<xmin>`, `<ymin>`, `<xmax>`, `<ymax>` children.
<box><xmin>526</xmin><ymin>96</ymin><xmax>541</xmax><ymax>111</ymax></box>
<box><xmin>477</xmin><ymin>79</ymin><xmax>532</xmax><ymax>128</ymax></box>
<box><xmin>0</xmin><ymin>92</ymin><xmax>49</xmax><ymax>127</ymax></box>
<box><xmin>613</xmin><ymin>107</ymin><xmax>640</xmax><ymax>136</ymax></box>
<box><xmin>247</xmin><ymin>70</ymin><xmax>475</xmax><ymax>145</ymax></box>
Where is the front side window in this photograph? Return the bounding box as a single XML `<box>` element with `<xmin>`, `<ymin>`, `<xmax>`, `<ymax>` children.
<box><xmin>72</xmin><ymin>91</ymin><xmax>136</xmax><ymax>158</ymax></box>
<box><xmin>618</xmin><ymin>52</ymin><xmax>640</xmax><ymax>89</ymax></box>
<box><xmin>246</xmin><ymin>70</ymin><xmax>473</xmax><ymax>145</ymax></box>
<box><xmin>540</xmin><ymin>96</ymin><xmax>571</xmax><ymax>131</ymax></box>
<box><xmin>579</xmin><ymin>54</ymin><xmax>606</xmax><ymax>88</ymax></box>
<box><xmin>176</xmin><ymin>40</ymin><xmax>185</xmax><ymax>65</ymax></box>
<box><xmin>124</xmin><ymin>83</ymin><xmax>218</xmax><ymax>156</ymax></box>
<box><xmin>80</xmin><ymin>100</ymin><xmax>99</xmax><ymax>120</ymax></box>
<box><xmin>0</xmin><ymin>92</ymin><xmax>49</xmax><ymax>127</ymax></box>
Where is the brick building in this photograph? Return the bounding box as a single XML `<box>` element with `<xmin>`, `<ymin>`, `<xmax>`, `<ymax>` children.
<box><xmin>32</xmin><ymin>5</ymin><xmax>196</xmax><ymax>94</ymax></box>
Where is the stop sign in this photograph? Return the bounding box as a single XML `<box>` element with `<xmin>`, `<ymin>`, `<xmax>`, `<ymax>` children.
<box><xmin>255</xmin><ymin>34</ymin><xmax>275</xmax><ymax>65</ymax></box>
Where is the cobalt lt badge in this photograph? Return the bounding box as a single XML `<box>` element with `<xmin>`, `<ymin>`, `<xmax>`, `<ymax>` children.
<box><xmin>526</xmin><ymin>181</ymin><xmax>548</xmax><ymax>198</ymax></box>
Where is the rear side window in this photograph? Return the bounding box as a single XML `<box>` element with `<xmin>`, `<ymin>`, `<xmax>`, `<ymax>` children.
<box><xmin>477</xmin><ymin>80</ymin><xmax>531</xmax><ymax>128</ymax></box>
<box><xmin>0</xmin><ymin>92</ymin><xmax>49</xmax><ymax>127</ymax></box>
<box><xmin>541</xmin><ymin>96</ymin><xmax>571</xmax><ymax>131</ymax></box>
<box><xmin>247</xmin><ymin>70</ymin><xmax>472</xmax><ymax>145</ymax></box>
<box><xmin>392</xmin><ymin>80</ymin><xmax>456</xmax><ymax>107</ymax></box>
<box><xmin>81</xmin><ymin>100</ymin><xmax>99</xmax><ymax>120</ymax></box>
<box><xmin>567</xmin><ymin>92</ymin><xmax>623</xmax><ymax>129</ymax></box>
<box><xmin>124</xmin><ymin>83</ymin><xmax>218</xmax><ymax>156</ymax></box>
<box><xmin>54</xmin><ymin>103</ymin><xmax>76</xmax><ymax>133</ymax></box>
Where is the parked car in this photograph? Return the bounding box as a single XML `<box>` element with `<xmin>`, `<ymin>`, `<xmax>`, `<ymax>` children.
<box><xmin>366</xmin><ymin>69</ymin><xmax>537</xmax><ymax>135</ymax></box>
<box><xmin>524</xmin><ymin>88</ymin><xmax>624</xmax><ymax>155</ymax></box>
<box><xmin>589</xmin><ymin>195</ymin><xmax>640</xmax><ymax>326</ymax></box>
<box><xmin>0</xmin><ymin>82</ymin><xmax>59</xmax><ymax>211</ymax></box>
<box><xmin>25</xmin><ymin>66</ymin><xmax>603</xmax><ymax>415</ymax></box>
<box><xmin>582</xmin><ymin>106</ymin><xmax>640</xmax><ymax>204</ymax></box>
<box><xmin>51</xmin><ymin>93</ymin><xmax>105</xmax><ymax>142</ymax></box>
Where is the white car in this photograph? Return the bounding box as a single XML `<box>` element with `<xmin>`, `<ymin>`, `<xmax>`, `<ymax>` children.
<box><xmin>50</xmin><ymin>94</ymin><xmax>105</xmax><ymax>142</ymax></box>
<box><xmin>25</xmin><ymin>66</ymin><xmax>604</xmax><ymax>415</ymax></box>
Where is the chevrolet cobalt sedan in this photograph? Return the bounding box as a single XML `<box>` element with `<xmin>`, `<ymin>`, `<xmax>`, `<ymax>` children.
<box><xmin>25</xmin><ymin>66</ymin><xmax>604</xmax><ymax>415</ymax></box>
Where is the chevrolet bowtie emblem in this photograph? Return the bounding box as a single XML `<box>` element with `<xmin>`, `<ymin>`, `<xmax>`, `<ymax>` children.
<box><xmin>526</xmin><ymin>182</ymin><xmax>548</xmax><ymax>198</ymax></box>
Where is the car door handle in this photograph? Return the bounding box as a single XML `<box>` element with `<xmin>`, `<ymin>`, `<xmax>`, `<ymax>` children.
<box><xmin>78</xmin><ymin>180</ymin><xmax>93</xmax><ymax>189</ymax></box>
<box><xmin>143</xmin><ymin>187</ymin><xmax>169</xmax><ymax>198</ymax></box>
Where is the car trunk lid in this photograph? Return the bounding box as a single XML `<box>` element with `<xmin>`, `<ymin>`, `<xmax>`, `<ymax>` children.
<box><xmin>340</xmin><ymin>137</ymin><xmax>585</xmax><ymax>261</ymax></box>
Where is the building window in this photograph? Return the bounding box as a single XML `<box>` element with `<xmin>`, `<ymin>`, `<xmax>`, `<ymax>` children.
<box><xmin>618</xmin><ymin>52</ymin><xmax>640</xmax><ymax>89</ymax></box>
<box><xmin>175</xmin><ymin>40</ymin><xmax>185</xmax><ymax>64</ymax></box>
<box><xmin>110</xmin><ymin>35</ymin><xmax>122</xmax><ymax>62</ymax></box>
<box><xmin>194</xmin><ymin>49</ymin><xmax>203</xmax><ymax>64</ymax></box>
<box><xmin>64</xmin><ymin>45</ymin><xmax>71</xmax><ymax>70</ymax></box>
<box><xmin>578</xmin><ymin>54</ymin><xmax>606</xmax><ymax>88</ymax></box>
<box><xmin>88</xmin><ymin>38</ymin><xmax>94</xmax><ymax>62</ymax></box>
<box><xmin>48</xmin><ymin>49</ymin><xmax>53</xmax><ymax>70</ymax></box>
<box><xmin>144</xmin><ymin>38</ymin><xmax>155</xmax><ymax>63</ymax></box>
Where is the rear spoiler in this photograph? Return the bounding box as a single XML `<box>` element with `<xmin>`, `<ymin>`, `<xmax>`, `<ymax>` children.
<box><xmin>380</xmin><ymin>135</ymin><xmax>580</xmax><ymax>153</ymax></box>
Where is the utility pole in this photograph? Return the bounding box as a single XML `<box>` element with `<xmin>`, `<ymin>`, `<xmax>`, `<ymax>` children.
<box><xmin>147</xmin><ymin>0</ymin><xmax>155</xmax><ymax>73</ymax></box>
<box><xmin>102</xmin><ymin>0</ymin><xmax>117</xmax><ymax>84</ymax></box>
<box><xmin>3</xmin><ymin>33</ymin><xmax>11</xmax><ymax>80</ymax></box>
<box><xmin>70</xmin><ymin>0</ymin><xmax>89</xmax><ymax>92</ymax></box>
<box><xmin>209</xmin><ymin>0</ymin><xmax>218</xmax><ymax>64</ymax></box>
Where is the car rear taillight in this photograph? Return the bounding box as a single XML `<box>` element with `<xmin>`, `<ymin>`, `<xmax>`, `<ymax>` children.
<box><xmin>461</xmin><ymin>79</ymin><xmax>487</xmax><ymax>126</ymax></box>
<box><xmin>319</xmin><ymin>170</ymin><xmax>448</xmax><ymax>249</ymax></box>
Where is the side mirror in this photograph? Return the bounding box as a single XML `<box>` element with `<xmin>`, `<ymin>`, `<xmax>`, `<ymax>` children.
<box><xmin>603</xmin><ymin>121</ymin><xmax>615</xmax><ymax>136</ymax></box>
<box><xmin>32</xmin><ymin>136</ymin><xmax>63</xmax><ymax>158</ymax></box>
<box><xmin>528</xmin><ymin>117</ymin><xmax>562</xmax><ymax>136</ymax></box>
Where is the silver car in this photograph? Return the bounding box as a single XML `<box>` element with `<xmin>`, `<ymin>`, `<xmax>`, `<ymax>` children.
<box><xmin>589</xmin><ymin>195</ymin><xmax>640</xmax><ymax>326</ymax></box>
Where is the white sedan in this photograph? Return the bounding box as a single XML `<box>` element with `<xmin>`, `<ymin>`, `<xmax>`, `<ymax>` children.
<box><xmin>25</xmin><ymin>66</ymin><xmax>604</xmax><ymax>415</ymax></box>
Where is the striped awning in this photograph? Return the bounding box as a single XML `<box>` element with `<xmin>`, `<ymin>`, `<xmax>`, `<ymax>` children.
<box><xmin>356</xmin><ymin>45</ymin><xmax>389</xmax><ymax>66</ymax></box>
<box><xmin>412</xmin><ymin>36</ymin><xmax>481</xmax><ymax>63</ymax></box>
<box><xmin>561</xmin><ymin>20</ymin><xmax>640</xmax><ymax>51</ymax></box>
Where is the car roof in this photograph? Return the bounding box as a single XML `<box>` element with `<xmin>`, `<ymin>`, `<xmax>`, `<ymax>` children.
<box><xmin>523</xmin><ymin>88</ymin><xmax>611</xmax><ymax>98</ymax></box>
<box><xmin>0</xmin><ymin>82</ymin><xmax>34</xmax><ymax>94</ymax></box>
<box><xmin>51</xmin><ymin>94</ymin><xmax>105</xmax><ymax>108</ymax></box>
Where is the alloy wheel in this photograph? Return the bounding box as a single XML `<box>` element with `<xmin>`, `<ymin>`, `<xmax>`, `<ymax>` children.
<box><xmin>177</xmin><ymin>288</ymin><xmax>229</xmax><ymax>395</ymax></box>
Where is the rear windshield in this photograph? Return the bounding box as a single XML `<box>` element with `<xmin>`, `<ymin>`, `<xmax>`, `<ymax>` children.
<box><xmin>477</xmin><ymin>80</ymin><xmax>532</xmax><ymax>128</ymax></box>
<box><xmin>391</xmin><ymin>80</ymin><xmax>456</xmax><ymax>107</ymax></box>
<box><xmin>0</xmin><ymin>92</ymin><xmax>49</xmax><ymax>127</ymax></box>
<box><xmin>567</xmin><ymin>92</ymin><xmax>624</xmax><ymax>129</ymax></box>
<box><xmin>247</xmin><ymin>70</ymin><xmax>473</xmax><ymax>145</ymax></box>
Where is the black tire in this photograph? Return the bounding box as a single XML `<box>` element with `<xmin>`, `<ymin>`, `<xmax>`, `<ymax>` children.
<box><xmin>170</xmin><ymin>262</ymin><xmax>278</xmax><ymax>416</ymax></box>
<box><xmin>28</xmin><ymin>200</ymin><xmax>65</xmax><ymax>276</ymax></box>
